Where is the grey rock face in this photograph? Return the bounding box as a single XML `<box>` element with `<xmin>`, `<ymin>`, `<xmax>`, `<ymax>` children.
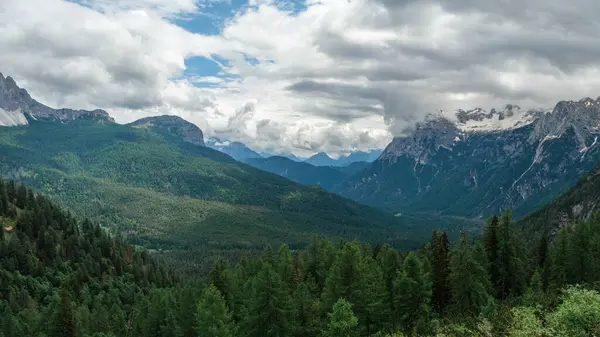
<box><xmin>129</xmin><ymin>115</ymin><xmax>205</xmax><ymax>146</ymax></box>
<box><xmin>337</xmin><ymin>97</ymin><xmax>600</xmax><ymax>218</ymax></box>
<box><xmin>0</xmin><ymin>72</ymin><xmax>114</xmax><ymax>124</ymax></box>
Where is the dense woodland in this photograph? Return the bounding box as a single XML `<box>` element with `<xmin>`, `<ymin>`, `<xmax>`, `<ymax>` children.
<box><xmin>1</xmin><ymin>178</ymin><xmax>600</xmax><ymax>336</ymax></box>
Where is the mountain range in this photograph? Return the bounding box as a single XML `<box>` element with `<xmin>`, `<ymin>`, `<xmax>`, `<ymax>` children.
<box><xmin>336</xmin><ymin>101</ymin><xmax>600</xmax><ymax>219</ymax></box>
<box><xmin>305</xmin><ymin>150</ymin><xmax>382</xmax><ymax>167</ymax></box>
<box><xmin>0</xmin><ymin>73</ymin><xmax>462</xmax><ymax>273</ymax></box>
<box><xmin>5</xmin><ymin>69</ymin><xmax>600</xmax><ymax>269</ymax></box>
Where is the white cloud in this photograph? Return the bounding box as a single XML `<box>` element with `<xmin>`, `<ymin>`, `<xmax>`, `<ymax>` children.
<box><xmin>3</xmin><ymin>0</ymin><xmax>600</xmax><ymax>156</ymax></box>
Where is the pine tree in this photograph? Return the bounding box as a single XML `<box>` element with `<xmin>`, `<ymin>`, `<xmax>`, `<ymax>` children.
<box><xmin>355</xmin><ymin>256</ymin><xmax>390</xmax><ymax>335</ymax></box>
<box><xmin>195</xmin><ymin>284</ymin><xmax>235</xmax><ymax>337</ymax></box>
<box><xmin>377</xmin><ymin>244</ymin><xmax>401</xmax><ymax>316</ymax></box>
<box><xmin>549</xmin><ymin>227</ymin><xmax>569</xmax><ymax>290</ymax></box>
<box><xmin>15</xmin><ymin>185</ymin><xmax>27</xmax><ymax>210</ymax></box>
<box><xmin>107</xmin><ymin>304</ymin><xmax>126</xmax><ymax>337</ymax></box>
<box><xmin>449</xmin><ymin>234</ymin><xmax>493</xmax><ymax>316</ymax></box>
<box><xmin>567</xmin><ymin>220</ymin><xmax>592</xmax><ymax>284</ymax></box>
<box><xmin>324</xmin><ymin>298</ymin><xmax>358</xmax><ymax>337</ymax></box>
<box><xmin>50</xmin><ymin>289</ymin><xmax>76</xmax><ymax>337</ymax></box>
<box><xmin>210</xmin><ymin>259</ymin><xmax>231</xmax><ymax>301</ymax></box>
<box><xmin>0</xmin><ymin>180</ymin><xmax>8</xmax><ymax>216</ymax></box>
<box><xmin>277</xmin><ymin>244</ymin><xmax>295</xmax><ymax>292</ymax></box>
<box><xmin>322</xmin><ymin>242</ymin><xmax>362</xmax><ymax>311</ymax></box>
<box><xmin>292</xmin><ymin>282</ymin><xmax>321</xmax><ymax>337</ymax></box>
<box><xmin>243</xmin><ymin>263</ymin><xmax>293</xmax><ymax>337</ymax></box>
<box><xmin>484</xmin><ymin>215</ymin><xmax>500</xmax><ymax>295</ymax></box>
<box><xmin>496</xmin><ymin>211</ymin><xmax>527</xmax><ymax>299</ymax></box>
<box><xmin>430</xmin><ymin>230</ymin><xmax>450</xmax><ymax>313</ymax></box>
<box><xmin>393</xmin><ymin>252</ymin><xmax>431</xmax><ymax>333</ymax></box>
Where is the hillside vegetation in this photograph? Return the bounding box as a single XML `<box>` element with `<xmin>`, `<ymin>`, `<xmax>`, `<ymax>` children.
<box><xmin>519</xmin><ymin>159</ymin><xmax>600</xmax><ymax>239</ymax></box>
<box><xmin>3</xmin><ymin>178</ymin><xmax>600</xmax><ymax>336</ymax></box>
<box><xmin>0</xmin><ymin>119</ymin><xmax>466</xmax><ymax>273</ymax></box>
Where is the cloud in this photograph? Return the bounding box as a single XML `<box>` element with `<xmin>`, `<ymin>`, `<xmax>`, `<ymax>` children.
<box><xmin>3</xmin><ymin>0</ymin><xmax>600</xmax><ymax>155</ymax></box>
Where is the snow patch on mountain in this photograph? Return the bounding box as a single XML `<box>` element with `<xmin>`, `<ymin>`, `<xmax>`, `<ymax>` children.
<box><xmin>0</xmin><ymin>108</ymin><xmax>27</xmax><ymax>126</ymax></box>
<box><xmin>455</xmin><ymin>105</ymin><xmax>541</xmax><ymax>133</ymax></box>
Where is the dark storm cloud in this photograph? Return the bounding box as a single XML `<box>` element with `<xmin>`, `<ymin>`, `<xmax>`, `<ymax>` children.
<box><xmin>279</xmin><ymin>0</ymin><xmax>600</xmax><ymax>135</ymax></box>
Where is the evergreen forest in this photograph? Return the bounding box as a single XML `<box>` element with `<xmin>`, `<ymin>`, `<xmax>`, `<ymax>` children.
<box><xmin>1</xmin><ymin>178</ymin><xmax>599</xmax><ymax>336</ymax></box>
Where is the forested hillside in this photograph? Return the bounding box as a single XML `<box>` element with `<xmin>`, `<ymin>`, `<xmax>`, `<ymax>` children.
<box><xmin>2</xmin><ymin>177</ymin><xmax>599</xmax><ymax>336</ymax></box>
<box><xmin>0</xmin><ymin>178</ymin><xmax>175</xmax><ymax>336</ymax></box>
<box><xmin>520</xmin><ymin>160</ymin><xmax>600</xmax><ymax>238</ymax></box>
<box><xmin>0</xmin><ymin>119</ymin><xmax>465</xmax><ymax>274</ymax></box>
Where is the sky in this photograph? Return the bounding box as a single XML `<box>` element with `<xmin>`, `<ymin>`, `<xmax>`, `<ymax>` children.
<box><xmin>2</xmin><ymin>0</ymin><xmax>600</xmax><ymax>156</ymax></box>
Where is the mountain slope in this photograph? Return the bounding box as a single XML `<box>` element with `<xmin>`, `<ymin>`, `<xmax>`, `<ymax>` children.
<box><xmin>0</xmin><ymin>119</ymin><xmax>444</xmax><ymax>272</ymax></box>
<box><xmin>246</xmin><ymin>156</ymin><xmax>349</xmax><ymax>190</ymax></box>
<box><xmin>205</xmin><ymin>137</ymin><xmax>262</xmax><ymax>161</ymax></box>
<box><xmin>520</xmin><ymin>160</ymin><xmax>600</xmax><ymax>237</ymax></box>
<box><xmin>337</xmin><ymin>100</ymin><xmax>600</xmax><ymax>218</ymax></box>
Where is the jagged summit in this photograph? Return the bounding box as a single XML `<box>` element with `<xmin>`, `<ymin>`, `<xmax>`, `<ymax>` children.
<box><xmin>129</xmin><ymin>115</ymin><xmax>205</xmax><ymax>146</ymax></box>
<box><xmin>0</xmin><ymin>72</ymin><xmax>114</xmax><ymax>126</ymax></box>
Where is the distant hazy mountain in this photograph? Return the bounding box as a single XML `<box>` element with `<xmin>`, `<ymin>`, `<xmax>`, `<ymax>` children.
<box><xmin>305</xmin><ymin>152</ymin><xmax>338</xmax><ymax>166</ymax></box>
<box><xmin>205</xmin><ymin>137</ymin><xmax>263</xmax><ymax>161</ymax></box>
<box><xmin>304</xmin><ymin>150</ymin><xmax>382</xmax><ymax>167</ymax></box>
<box><xmin>246</xmin><ymin>156</ymin><xmax>349</xmax><ymax>190</ymax></box>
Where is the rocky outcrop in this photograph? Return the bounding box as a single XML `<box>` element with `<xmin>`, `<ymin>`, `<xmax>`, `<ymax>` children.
<box><xmin>0</xmin><ymin>72</ymin><xmax>114</xmax><ymax>125</ymax></box>
<box><xmin>129</xmin><ymin>115</ymin><xmax>205</xmax><ymax>146</ymax></box>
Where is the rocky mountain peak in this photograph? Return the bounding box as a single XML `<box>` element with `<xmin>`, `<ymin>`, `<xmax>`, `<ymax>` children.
<box><xmin>0</xmin><ymin>72</ymin><xmax>114</xmax><ymax>126</ymax></box>
<box><xmin>381</xmin><ymin>117</ymin><xmax>458</xmax><ymax>164</ymax></box>
<box><xmin>528</xmin><ymin>97</ymin><xmax>600</xmax><ymax>146</ymax></box>
<box><xmin>129</xmin><ymin>115</ymin><xmax>205</xmax><ymax>146</ymax></box>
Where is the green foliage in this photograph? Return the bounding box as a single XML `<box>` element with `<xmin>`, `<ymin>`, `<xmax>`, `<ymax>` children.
<box><xmin>393</xmin><ymin>252</ymin><xmax>431</xmax><ymax>334</ymax></box>
<box><xmin>449</xmin><ymin>234</ymin><xmax>493</xmax><ymax>317</ymax></box>
<box><xmin>548</xmin><ymin>287</ymin><xmax>600</xmax><ymax>337</ymax></box>
<box><xmin>324</xmin><ymin>298</ymin><xmax>358</xmax><ymax>337</ymax></box>
<box><xmin>195</xmin><ymin>284</ymin><xmax>235</xmax><ymax>337</ymax></box>
<box><xmin>4</xmin><ymin>175</ymin><xmax>600</xmax><ymax>337</ymax></box>
<box><xmin>241</xmin><ymin>263</ymin><xmax>293</xmax><ymax>337</ymax></box>
<box><xmin>508</xmin><ymin>306</ymin><xmax>546</xmax><ymax>337</ymax></box>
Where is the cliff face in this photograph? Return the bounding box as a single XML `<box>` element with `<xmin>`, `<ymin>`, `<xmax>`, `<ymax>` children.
<box><xmin>0</xmin><ymin>73</ymin><xmax>114</xmax><ymax>126</ymax></box>
<box><xmin>336</xmin><ymin>99</ymin><xmax>600</xmax><ymax>218</ymax></box>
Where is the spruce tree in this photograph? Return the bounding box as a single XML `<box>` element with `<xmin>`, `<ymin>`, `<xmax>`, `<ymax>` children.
<box><xmin>243</xmin><ymin>263</ymin><xmax>293</xmax><ymax>337</ymax></box>
<box><xmin>496</xmin><ymin>211</ymin><xmax>527</xmax><ymax>299</ymax></box>
<box><xmin>322</xmin><ymin>242</ymin><xmax>362</xmax><ymax>311</ymax></box>
<box><xmin>292</xmin><ymin>282</ymin><xmax>321</xmax><ymax>337</ymax></box>
<box><xmin>50</xmin><ymin>289</ymin><xmax>76</xmax><ymax>337</ymax></box>
<box><xmin>393</xmin><ymin>252</ymin><xmax>431</xmax><ymax>333</ymax></box>
<box><xmin>484</xmin><ymin>216</ymin><xmax>500</xmax><ymax>292</ymax></box>
<box><xmin>549</xmin><ymin>227</ymin><xmax>569</xmax><ymax>290</ymax></box>
<box><xmin>195</xmin><ymin>284</ymin><xmax>235</xmax><ymax>337</ymax></box>
<box><xmin>449</xmin><ymin>234</ymin><xmax>493</xmax><ymax>316</ymax></box>
<box><xmin>430</xmin><ymin>230</ymin><xmax>450</xmax><ymax>313</ymax></box>
<box><xmin>0</xmin><ymin>180</ymin><xmax>8</xmax><ymax>216</ymax></box>
<box><xmin>324</xmin><ymin>298</ymin><xmax>358</xmax><ymax>337</ymax></box>
<box><xmin>277</xmin><ymin>244</ymin><xmax>295</xmax><ymax>292</ymax></box>
<box><xmin>355</xmin><ymin>256</ymin><xmax>390</xmax><ymax>335</ymax></box>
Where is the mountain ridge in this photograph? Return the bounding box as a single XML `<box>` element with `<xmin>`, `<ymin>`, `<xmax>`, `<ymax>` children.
<box><xmin>337</xmin><ymin>96</ymin><xmax>600</xmax><ymax>219</ymax></box>
<box><xmin>0</xmin><ymin>72</ymin><xmax>114</xmax><ymax>125</ymax></box>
